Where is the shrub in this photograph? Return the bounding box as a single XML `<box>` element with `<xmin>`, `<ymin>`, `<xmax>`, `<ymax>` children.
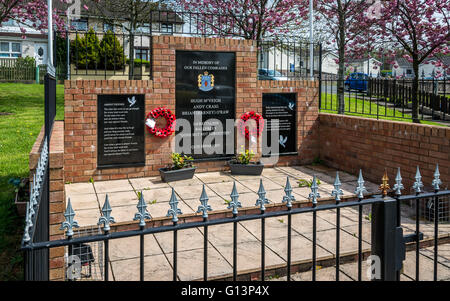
<box><xmin>236</xmin><ymin>147</ymin><xmax>254</xmax><ymax>165</ymax></box>
<box><xmin>99</xmin><ymin>30</ymin><xmax>125</xmax><ymax>70</ymax></box>
<box><xmin>170</xmin><ymin>153</ymin><xmax>194</xmax><ymax>170</ymax></box>
<box><xmin>126</xmin><ymin>58</ymin><xmax>151</xmax><ymax>68</ymax></box>
<box><xmin>70</xmin><ymin>28</ymin><xmax>101</xmax><ymax>69</ymax></box>
<box><xmin>15</xmin><ymin>56</ymin><xmax>35</xmax><ymax>69</ymax></box>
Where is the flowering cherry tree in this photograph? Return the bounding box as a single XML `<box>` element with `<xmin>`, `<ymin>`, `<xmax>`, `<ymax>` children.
<box><xmin>176</xmin><ymin>0</ymin><xmax>309</xmax><ymax>40</ymax></box>
<box><xmin>315</xmin><ymin>0</ymin><xmax>372</xmax><ymax>113</ymax></box>
<box><xmin>0</xmin><ymin>0</ymin><xmax>67</xmax><ymax>35</ymax></box>
<box><xmin>366</xmin><ymin>0</ymin><xmax>450</xmax><ymax>122</ymax></box>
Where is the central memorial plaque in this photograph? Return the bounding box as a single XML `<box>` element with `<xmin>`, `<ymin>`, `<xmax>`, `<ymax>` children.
<box><xmin>97</xmin><ymin>94</ymin><xmax>145</xmax><ymax>168</ymax></box>
<box><xmin>176</xmin><ymin>51</ymin><xmax>236</xmax><ymax>160</ymax></box>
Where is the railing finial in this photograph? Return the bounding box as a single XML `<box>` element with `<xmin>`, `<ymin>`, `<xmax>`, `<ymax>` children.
<box><xmin>355</xmin><ymin>169</ymin><xmax>367</xmax><ymax>199</ymax></box>
<box><xmin>432</xmin><ymin>164</ymin><xmax>442</xmax><ymax>192</ymax></box>
<box><xmin>331</xmin><ymin>172</ymin><xmax>343</xmax><ymax>202</ymax></box>
<box><xmin>412</xmin><ymin>166</ymin><xmax>423</xmax><ymax>194</ymax></box>
<box><xmin>393</xmin><ymin>167</ymin><xmax>404</xmax><ymax>196</ymax></box>
<box><xmin>133</xmin><ymin>191</ymin><xmax>151</xmax><ymax>227</ymax></box>
<box><xmin>60</xmin><ymin>198</ymin><xmax>79</xmax><ymax>237</ymax></box>
<box><xmin>197</xmin><ymin>184</ymin><xmax>212</xmax><ymax>219</ymax></box>
<box><xmin>380</xmin><ymin>169</ymin><xmax>390</xmax><ymax>197</ymax></box>
<box><xmin>23</xmin><ymin>202</ymin><xmax>32</xmax><ymax>243</ymax></box>
<box><xmin>98</xmin><ymin>194</ymin><xmax>115</xmax><ymax>231</ymax></box>
<box><xmin>167</xmin><ymin>188</ymin><xmax>182</xmax><ymax>223</ymax></box>
<box><xmin>228</xmin><ymin>181</ymin><xmax>242</xmax><ymax>215</ymax></box>
<box><xmin>282</xmin><ymin>177</ymin><xmax>295</xmax><ymax>208</ymax></box>
<box><xmin>308</xmin><ymin>175</ymin><xmax>320</xmax><ymax>205</ymax></box>
<box><xmin>255</xmin><ymin>179</ymin><xmax>269</xmax><ymax>212</ymax></box>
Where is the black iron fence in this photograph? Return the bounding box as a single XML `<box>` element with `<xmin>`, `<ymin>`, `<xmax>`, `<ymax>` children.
<box><xmin>22</xmin><ymin>73</ymin><xmax>56</xmax><ymax>281</ymax></box>
<box><xmin>22</xmin><ymin>167</ymin><xmax>449</xmax><ymax>281</ymax></box>
<box><xmin>320</xmin><ymin>76</ymin><xmax>450</xmax><ymax>122</ymax></box>
<box><xmin>53</xmin><ymin>10</ymin><xmax>320</xmax><ymax>80</ymax></box>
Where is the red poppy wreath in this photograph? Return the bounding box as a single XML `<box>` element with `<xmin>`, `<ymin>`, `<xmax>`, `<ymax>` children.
<box><xmin>238</xmin><ymin>111</ymin><xmax>264</xmax><ymax>140</ymax></box>
<box><xmin>145</xmin><ymin>107</ymin><xmax>176</xmax><ymax>138</ymax></box>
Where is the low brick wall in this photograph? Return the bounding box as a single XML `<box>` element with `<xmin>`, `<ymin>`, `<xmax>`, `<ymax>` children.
<box><xmin>29</xmin><ymin>121</ymin><xmax>65</xmax><ymax>281</ymax></box>
<box><xmin>319</xmin><ymin>113</ymin><xmax>450</xmax><ymax>190</ymax></box>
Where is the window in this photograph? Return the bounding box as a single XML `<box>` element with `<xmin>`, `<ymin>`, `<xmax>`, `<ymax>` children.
<box><xmin>1</xmin><ymin>19</ymin><xmax>17</xmax><ymax>27</ymax></box>
<box><xmin>103</xmin><ymin>23</ymin><xmax>114</xmax><ymax>32</ymax></box>
<box><xmin>136</xmin><ymin>23</ymin><xmax>150</xmax><ymax>33</ymax></box>
<box><xmin>135</xmin><ymin>48</ymin><xmax>149</xmax><ymax>61</ymax></box>
<box><xmin>406</xmin><ymin>69</ymin><xmax>412</xmax><ymax>74</ymax></box>
<box><xmin>71</xmin><ymin>18</ymin><xmax>88</xmax><ymax>31</ymax></box>
<box><xmin>161</xmin><ymin>23</ymin><xmax>173</xmax><ymax>34</ymax></box>
<box><xmin>0</xmin><ymin>42</ymin><xmax>21</xmax><ymax>58</ymax></box>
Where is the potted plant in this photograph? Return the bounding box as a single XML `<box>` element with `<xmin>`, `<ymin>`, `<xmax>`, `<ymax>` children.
<box><xmin>228</xmin><ymin>148</ymin><xmax>264</xmax><ymax>175</ymax></box>
<box><xmin>9</xmin><ymin>177</ymin><xmax>29</xmax><ymax>216</ymax></box>
<box><xmin>159</xmin><ymin>153</ymin><xmax>196</xmax><ymax>182</ymax></box>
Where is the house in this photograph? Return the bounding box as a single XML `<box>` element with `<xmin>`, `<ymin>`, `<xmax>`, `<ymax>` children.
<box><xmin>259</xmin><ymin>44</ymin><xmax>338</xmax><ymax>76</ymax></box>
<box><xmin>392</xmin><ymin>56</ymin><xmax>449</xmax><ymax>79</ymax></box>
<box><xmin>0</xmin><ymin>1</ymin><xmax>183</xmax><ymax>68</ymax></box>
<box><xmin>419</xmin><ymin>56</ymin><xmax>450</xmax><ymax>79</ymax></box>
<box><xmin>321</xmin><ymin>51</ymin><xmax>339</xmax><ymax>75</ymax></box>
<box><xmin>391</xmin><ymin>58</ymin><xmax>414</xmax><ymax>78</ymax></box>
<box><xmin>0</xmin><ymin>19</ymin><xmax>49</xmax><ymax>65</ymax></box>
<box><xmin>346</xmin><ymin>58</ymin><xmax>381</xmax><ymax>77</ymax></box>
<box><xmin>54</xmin><ymin>1</ymin><xmax>184</xmax><ymax>62</ymax></box>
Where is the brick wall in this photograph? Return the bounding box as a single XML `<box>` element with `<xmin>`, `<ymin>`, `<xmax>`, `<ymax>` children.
<box><xmin>29</xmin><ymin>121</ymin><xmax>65</xmax><ymax>280</ymax></box>
<box><xmin>64</xmin><ymin>36</ymin><xmax>319</xmax><ymax>183</ymax></box>
<box><xmin>319</xmin><ymin>113</ymin><xmax>450</xmax><ymax>190</ymax></box>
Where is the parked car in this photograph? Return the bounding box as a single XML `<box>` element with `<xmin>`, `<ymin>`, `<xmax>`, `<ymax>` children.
<box><xmin>258</xmin><ymin>68</ymin><xmax>289</xmax><ymax>81</ymax></box>
<box><xmin>344</xmin><ymin>72</ymin><xmax>369</xmax><ymax>92</ymax></box>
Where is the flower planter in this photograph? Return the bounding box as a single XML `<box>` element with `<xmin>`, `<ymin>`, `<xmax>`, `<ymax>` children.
<box><xmin>159</xmin><ymin>167</ymin><xmax>196</xmax><ymax>182</ymax></box>
<box><xmin>229</xmin><ymin>161</ymin><xmax>264</xmax><ymax>175</ymax></box>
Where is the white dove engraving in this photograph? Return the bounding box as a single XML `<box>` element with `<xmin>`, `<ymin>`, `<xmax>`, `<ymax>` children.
<box><xmin>279</xmin><ymin>135</ymin><xmax>288</xmax><ymax>148</ymax></box>
<box><xmin>128</xmin><ymin>96</ymin><xmax>136</xmax><ymax>107</ymax></box>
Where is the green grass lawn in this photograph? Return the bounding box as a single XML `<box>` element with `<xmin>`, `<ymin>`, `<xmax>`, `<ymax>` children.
<box><xmin>0</xmin><ymin>83</ymin><xmax>64</xmax><ymax>280</ymax></box>
<box><xmin>320</xmin><ymin>93</ymin><xmax>447</xmax><ymax>127</ymax></box>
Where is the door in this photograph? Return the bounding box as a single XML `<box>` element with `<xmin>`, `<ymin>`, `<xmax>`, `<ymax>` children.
<box><xmin>34</xmin><ymin>43</ymin><xmax>47</xmax><ymax>65</ymax></box>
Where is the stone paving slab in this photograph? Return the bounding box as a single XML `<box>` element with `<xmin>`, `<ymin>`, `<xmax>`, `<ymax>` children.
<box><xmin>129</xmin><ymin>177</ymin><xmax>170</xmax><ymax>190</ymax></box>
<box><xmin>110</xmin><ymin>254</ymin><xmax>173</xmax><ymax>281</ymax></box>
<box><xmin>213</xmin><ymin>240</ymin><xmax>285</xmax><ymax>271</ymax></box>
<box><xmin>65</xmin><ymin>182</ymin><xmax>96</xmax><ymax>196</ymax></box>
<box><xmin>165</xmin><ymin>247</ymin><xmax>233</xmax><ymax>281</ymax></box>
<box><xmin>154</xmin><ymin>228</ymin><xmax>206</xmax><ymax>253</ymax></box>
<box><xmin>69</xmin><ymin>192</ymin><xmax>100</xmax><ymax>211</ymax></box>
<box><xmin>109</xmin><ymin>235</ymin><xmax>164</xmax><ymax>261</ymax></box>
<box><xmin>94</xmin><ymin>179</ymin><xmax>134</xmax><ymax>193</ymax></box>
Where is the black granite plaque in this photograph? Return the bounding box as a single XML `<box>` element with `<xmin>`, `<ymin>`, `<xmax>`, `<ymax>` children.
<box><xmin>97</xmin><ymin>94</ymin><xmax>145</xmax><ymax>168</ymax></box>
<box><xmin>176</xmin><ymin>51</ymin><xmax>236</xmax><ymax>160</ymax></box>
<box><xmin>262</xmin><ymin>93</ymin><xmax>297</xmax><ymax>155</ymax></box>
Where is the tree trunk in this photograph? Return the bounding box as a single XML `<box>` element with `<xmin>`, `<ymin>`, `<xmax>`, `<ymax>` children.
<box><xmin>411</xmin><ymin>60</ymin><xmax>420</xmax><ymax>123</ymax></box>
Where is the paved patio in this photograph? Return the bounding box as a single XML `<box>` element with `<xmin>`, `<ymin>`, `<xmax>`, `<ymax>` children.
<box><xmin>64</xmin><ymin>165</ymin><xmax>450</xmax><ymax>281</ymax></box>
<box><xmin>66</xmin><ymin>165</ymin><xmax>381</xmax><ymax>226</ymax></box>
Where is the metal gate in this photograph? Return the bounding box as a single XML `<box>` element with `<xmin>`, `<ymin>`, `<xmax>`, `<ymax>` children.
<box><xmin>22</xmin><ymin>167</ymin><xmax>449</xmax><ymax>281</ymax></box>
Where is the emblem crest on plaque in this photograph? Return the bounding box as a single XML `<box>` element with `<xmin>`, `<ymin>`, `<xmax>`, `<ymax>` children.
<box><xmin>198</xmin><ymin>71</ymin><xmax>214</xmax><ymax>92</ymax></box>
